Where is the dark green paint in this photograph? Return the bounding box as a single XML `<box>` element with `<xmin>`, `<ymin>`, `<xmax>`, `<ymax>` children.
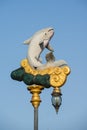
<box><xmin>11</xmin><ymin>67</ymin><xmax>50</xmax><ymax>88</ymax></box>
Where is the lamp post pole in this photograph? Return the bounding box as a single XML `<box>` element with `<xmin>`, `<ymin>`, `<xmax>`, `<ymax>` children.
<box><xmin>27</xmin><ymin>85</ymin><xmax>44</xmax><ymax>130</ymax></box>
<box><xmin>34</xmin><ymin>107</ymin><xmax>38</xmax><ymax>130</ymax></box>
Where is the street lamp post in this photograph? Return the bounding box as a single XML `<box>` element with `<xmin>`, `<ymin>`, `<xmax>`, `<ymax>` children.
<box><xmin>27</xmin><ymin>85</ymin><xmax>44</xmax><ymax>130</ymax></box>
<box><xmin>10</xmin><ymin>27</ymin><xmax>71</xmax><ymax>130</ymax></box>
<box><xmin>11</xmin><ymin>59</ymin><xmax>70</xmax><ymax>130</ymax></box>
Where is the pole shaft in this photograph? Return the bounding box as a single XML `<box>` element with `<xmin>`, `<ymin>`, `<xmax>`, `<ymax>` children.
<box><xmin>34</xmin><ymin>107</ymin><xmax>38</xmax><ymax>130</ymax></box>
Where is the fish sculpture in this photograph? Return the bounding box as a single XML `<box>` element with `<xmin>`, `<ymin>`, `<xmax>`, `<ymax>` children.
<box><xmin>24</xmin><ymin>27</ymin><xmax>54</xmax><ymax>69</ymax></box>
<box><xmin>24</xmin><ymin>27</ymin><xmax>68</xmax><ymax>70</ymax></box>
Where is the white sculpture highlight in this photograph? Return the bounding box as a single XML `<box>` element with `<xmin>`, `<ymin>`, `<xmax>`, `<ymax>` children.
<box><xmin>24</xmin><ymin>27</ymin><xmax>67</xmax><ymax>70</ymax></box>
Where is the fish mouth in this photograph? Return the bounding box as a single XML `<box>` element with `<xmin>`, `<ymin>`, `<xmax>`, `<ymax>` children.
<box><xmin>48</xmin><ymin>28</ymin><xmax>54</xmax><ymax>32</ymax></box>
<box><xmin>48</xmin><ymin>28</ymin><xmax>54</xmax><ymax>39</ymax></box>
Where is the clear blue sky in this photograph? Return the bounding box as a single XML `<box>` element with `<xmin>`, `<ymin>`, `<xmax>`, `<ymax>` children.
<box><xmin>0</xmin><ymin>0</ymin><xmax>87</xmax><ymax>130</ymax></box>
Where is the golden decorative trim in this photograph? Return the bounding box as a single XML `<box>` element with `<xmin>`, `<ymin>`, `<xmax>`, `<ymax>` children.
<box><xmin>27</xmin><ymin>85</ymin><xmax>44</xmax><ymax>108</ymax></box>
<box><xmin>52</xmin><ymin>87</ymin><xmax>61</xmax><ymax>94</ymax></box>
<box><xmin>21</xmin><ymin>59</ymin><xmax>71</xmax><ymax>88</ymax></box>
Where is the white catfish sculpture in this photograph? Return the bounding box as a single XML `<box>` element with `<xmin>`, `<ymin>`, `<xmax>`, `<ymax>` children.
<box><xmin>24</xmin><ymin>27</ymin><xmax>54</xmax><ymax>69</ymax></box>
<box><xmin>24</xmin><ymin>27</ymin><xmax>68</xmax><ymax>70</ymax></box>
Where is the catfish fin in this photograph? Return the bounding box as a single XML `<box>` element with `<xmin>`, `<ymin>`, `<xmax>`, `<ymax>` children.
<box><xmin>24</xmin><ymin>37</ymin><xmax>32</xmax><ymax>44</ymax></box>
<box><xmin>39</xmin><ymin>42</ymin><xmax>44</xmax><ymax>50</ymax></box>
<box><xmin>46</xmin><ymin>43</ymin><xmax>54</xmax><ymax>52</ymax></box>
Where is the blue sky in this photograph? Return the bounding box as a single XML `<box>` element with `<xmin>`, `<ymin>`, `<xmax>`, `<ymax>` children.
<box><xmin>0</xmin><ymin>0</ymin><xmax>87</xmax><ymax>130</ymax></box>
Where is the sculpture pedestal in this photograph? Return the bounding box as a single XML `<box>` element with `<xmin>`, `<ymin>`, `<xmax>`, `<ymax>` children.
<box><xmin>27</xmin><ymin>85</ymin><xmax>44</xmax><ymax>108</ymax></box>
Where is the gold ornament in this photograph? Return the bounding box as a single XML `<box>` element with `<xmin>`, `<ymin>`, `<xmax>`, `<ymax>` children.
<box><xmin>27</xmin><ymin>85</ymin><xmax>44</xmax><ymax>108</ymax></box>
<box><xmin>21</xmin><ymin>59</ymin><xmax>70</xmax><ymax>88</ymax></box>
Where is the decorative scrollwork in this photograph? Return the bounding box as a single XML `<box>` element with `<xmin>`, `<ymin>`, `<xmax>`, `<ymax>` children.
<box><xmin>21</xmin><ymin>59</ymin><xmax>70</xmax><ymax>88</ymax></box>
<box><xmin>50</xmin><ymin>69</ymin><xmax>66</xmax><ymax>87</ymax></box>
<box><xmin>21</xmin><ymin>59</ymin><xmax>28</xmax><ymax>68</ymax></box>
<box><xmin>21</xmin><ymin>59</ymin><xmax>38</xmax><ymax>75</ymax></box>
<box><xmin>62</xmin><ymin>66</ymin><xmax>71</xmax><ymax>75</ymax></box>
